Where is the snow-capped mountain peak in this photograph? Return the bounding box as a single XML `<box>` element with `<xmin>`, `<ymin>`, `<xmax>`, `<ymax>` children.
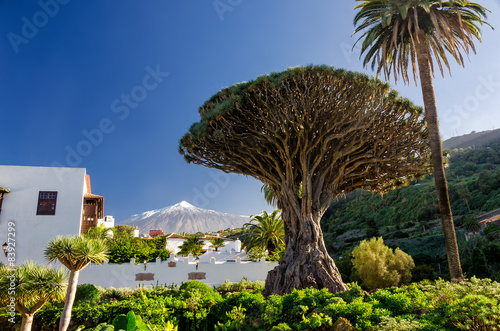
<box><xmin>119</xmin><ymin>201</ymin><xmax>250</xmax><ymax>234</ymax></box>
<box><xmin>173</xmin><ymin>200</ymin><xmax>197</xmax><ymax>210</ymax></box>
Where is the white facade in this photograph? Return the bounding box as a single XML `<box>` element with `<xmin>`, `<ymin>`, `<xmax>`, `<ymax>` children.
<box><xmin>98</xmin><ymin>215</ymin><xmax>115</xmax><ymax>229</ymax></box>
<box><xmin>0</xmin><ymin>165</ymin><xmax>88</xmax><ymax>264</ymax></box>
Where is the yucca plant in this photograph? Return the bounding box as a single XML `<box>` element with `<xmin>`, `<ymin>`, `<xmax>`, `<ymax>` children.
<box><xmin>0</xmin><ymin>261</ymin><xmax>68</xmax><ymax>331</ymax></box>
<box><xmin>354</xmin><ymin>0</ymin><xmax>492</xmax><ymax>280</ymax></box>
<box><xmin>44</xmin><ymin>235</ymin><xmax>108</xmax><ymax>331</ymax></box>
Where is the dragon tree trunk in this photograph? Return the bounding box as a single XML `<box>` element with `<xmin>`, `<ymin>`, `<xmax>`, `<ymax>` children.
<box><xmin>263</xmin><ymin>190</ymin><xmax>348</xmax><ymax>296</ymax></box>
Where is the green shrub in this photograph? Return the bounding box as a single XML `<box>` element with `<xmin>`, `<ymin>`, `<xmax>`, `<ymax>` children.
<box><xmin>296</xmin><ymin>312</ymin><xmax>332</xmax><ymax>330</ymax></box>
<box><xmin>442</xmin><ymin>294</ymin><xmax>500</xmax><ymax>330</ymax></box>
<box><xmin>179</xmin><ymin>280</ymin><xmax>214</xmax><ymax>296</ymax></box>
<box><xmin>25</xmin><ymin>278</ymin><xmax>500</xmax><ymax>331</ymax></box>
<box><xmin>90</xmin><ymin>324</ymin><xmax>115</xmax><ymax>331</ymax></box>
<box><xmin>376</xmin><ymin>316</ymin><xmax>420</xmax><ymax>331</ymax></box>
<box><xmin>99</xmin><ymin>287</ymin><xmax>135</xmax><ymax>301</ymax></box>
<box><xmin>369</xmin><ymin>289</ymin><xmax>414</xmax><ymax>315</ymax></box>
<box><xmin>270</xmin><ymin>323</ymin><xmax>292</xmax><ymax>331</ymax></box>
<box><xmin>75</xmin><ymin>284</ymin><xmax>100</xmax><ymax>302</ymax></box>
<box><xmin>216</xmin><ymin>279</ymin><xmax>265</xmax><ymax>293</ymax></box>
<box><xmin>352</xmin><ymin>237</ymin><xmax>415</xmax><ymax>290</ymax></box>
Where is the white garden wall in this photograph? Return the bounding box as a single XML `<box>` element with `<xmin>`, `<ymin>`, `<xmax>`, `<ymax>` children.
<box><xmin>78</xmin><ymin>257</ymin><xmax>278</xmax><ymax>289</ymax></box>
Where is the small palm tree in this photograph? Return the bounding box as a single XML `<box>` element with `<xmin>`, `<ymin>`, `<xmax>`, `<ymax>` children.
<box><xmin>209</xmin><ymin>238</ymin><xmax>226</xmax><ymax>252</ymax></box>
<box><xmin>177</xmin><ymin>236</ymin><xmax>204</xmax><ymax>256</ymax></box>
<box><xmin>462</xmin><ymin>214</ymin><xmax>481</xmax><ymax>234</ymax></box>
<box><xmin>353</xmin><ymin>0</ymin><xmax>491</xmax><ymax>281</ymax></box>
<box><xmin>0</xmin><ymin>261</ymin><xmax>68</xmax><ymax>331</ymax></box>
<box><xmin>243</xmin><ymin>210</ymin><xmax>285</xmax><ymax>254</ymax></box>
<box><xmin>44</xmin><ymin>235</ymin><xmax>108</xmax><ymax>331</ymax></box>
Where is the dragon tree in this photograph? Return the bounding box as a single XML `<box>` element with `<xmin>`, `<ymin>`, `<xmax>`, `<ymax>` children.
<box><xmin>179</xmin><ymin>65</ymin><xmax>430</xmax><ymax>295</ymax></box>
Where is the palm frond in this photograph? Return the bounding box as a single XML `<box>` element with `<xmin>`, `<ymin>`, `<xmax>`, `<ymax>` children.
<box><xmin>353</xmin><ymin>0</ymin><xmax>491</xmax><ymax>84</ymax></box>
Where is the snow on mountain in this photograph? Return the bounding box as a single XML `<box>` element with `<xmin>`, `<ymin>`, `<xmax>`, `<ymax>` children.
<box><xmin>119</xmin><ymin>201</ymin><xmax>251</xmax><ymax>234</ymax></box>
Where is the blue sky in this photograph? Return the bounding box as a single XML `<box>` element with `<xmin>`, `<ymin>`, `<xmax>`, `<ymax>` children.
<box><xmin>1</xmin><ymin>1</ymin><xmax>499</xmax><ymax>222</ymax></box>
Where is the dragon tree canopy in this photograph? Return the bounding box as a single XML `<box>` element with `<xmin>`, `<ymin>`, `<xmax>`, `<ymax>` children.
<box><xmin>180</xmin><ymin>65</ymin><xmax>430</xmax><ymax>201</ymax></box>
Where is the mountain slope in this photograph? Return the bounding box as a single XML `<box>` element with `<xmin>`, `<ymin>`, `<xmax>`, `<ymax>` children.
<box><xmin>120</xmin><ymin>201</ymin><xmax>250</xmax><ymax>234</ymax></box>
<box><xmin>443</xmin><ymin>129</ymin><xmax>500</xmax><ymax>150</ymax></box>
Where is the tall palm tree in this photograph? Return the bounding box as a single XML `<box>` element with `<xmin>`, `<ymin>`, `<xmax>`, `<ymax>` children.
<box><xmin>0</xmin><ymin>261</ymin><xmax>68</xmax><ymax>331</ymax></box>
<box><xmin>243</xmin><ymin>210</ymin><xmax>285</xmax><ymax>254</ymax></box>
<box><xmin>44</xmin><ymin>235</ymin><xmax>108</xmax><ymax>331</ymax></box>
<box><xmin>353</xmin><ymin>0</ymin><xmax>491</xmax><ymax>281</ymax></box>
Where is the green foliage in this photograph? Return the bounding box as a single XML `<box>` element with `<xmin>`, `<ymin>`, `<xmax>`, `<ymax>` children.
<box><xmin>484</xmin><ymin>224</ymin><xmax>500</xmax><ymax>240</ymax></box>
<box><xmin>179</xmin><ymin>281</ymin><xmax>214</xmax><ymax>296</ymax></box>
<box><xmin>99</xmin><ymin>287</ymin><xmax>135</xmax><ymax>301</ymax></box>
<box><xmin>106</xmin><ymin>234</ymin><xmax>170</xmax><ymax>264</ymax></box>
<box><xmin>216</xmin><ymin>279</ymin><xmax>265</xmax><ymax>294</ymax></box>
<box><xmin>376</xmin><ymin>316</ymin><xmax>420</xmax><ymax>331</ymax></box>
<box><xmin>459</xmin><ymin>236</ymin><xmax>499</xmax><ymax>280</ymax></box>
<box><xmin>10</xmin><ymin>278</ymin><xmax>500</xmax><ymax>331</ymax></box>
<box><xmin>75</xmin><ymin>284</ymin><xmax>100</xmax><ymax>302</ymax></box>
<box><xmin>91</xmin><ymin>324</ymin><xmax>115</xmax><ymax>331</ymax></box>
<box><xmin>215</xmin><ymin>305</ymin><xmax>247</xmax><ymax>330</ymax></box>
<box><xmin>352</xmin><ymin>237</ymin><xmax>415</xmax><ymax>290</ymax></box>
<box><xmin>442</xmin><ymin>294</ymin><xmax>500</xmax><ymax>330</ymax></box>
<box><xmin>269</xmin><ymin>323</ymin><xmax>292</xmax><ymax>331</ymax></box>
<box><xmin>321</xmin><ymin>144</ymin><xmax>500</xmax><ymax>275</ymax></box>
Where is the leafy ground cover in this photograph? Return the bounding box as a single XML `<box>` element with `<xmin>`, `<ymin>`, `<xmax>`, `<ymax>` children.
<box><xmin>1</xmin><ymin>278</ymin><xmax>499</xmax><ymax>330</ymax></box>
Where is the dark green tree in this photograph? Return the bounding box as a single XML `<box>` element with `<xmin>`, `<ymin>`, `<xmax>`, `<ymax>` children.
<box><xmin>354</xmin><ymin>0</ymin><xmax>491</xmax><ymax>281</ymax></box>
<box><xmin>177</xmin><ymin>236</ymin><xmax>204</xmax><ymax>257</ymax></box>
<box><xmin>180</xmin><ymin>66</ymin><xmax>430</xmax><ymax>295</ymax></box>
<box><xmin>468</xmin><ymin>246</ymin><xmax>491</xmax><ymax>279</ymax></box>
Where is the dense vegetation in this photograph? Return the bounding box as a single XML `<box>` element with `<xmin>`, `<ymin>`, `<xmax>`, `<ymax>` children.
<box><xmin>1</xmin><ymin>278</ymin><xmax>499</xmax><ymax>330</ymax></box>
<box><xmin>102</xmin><ymin>226</ymin><xmax>171</xmax><ymax>264</ymax></box>
<box><xmin>321</xmin><ymin>142</ymin><xmax>500</xmax><ymax>282</ymax></box>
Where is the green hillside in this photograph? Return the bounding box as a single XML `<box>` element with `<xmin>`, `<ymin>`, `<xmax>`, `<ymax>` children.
<box><xmin>443</xmin><ymin>128</ymin><xmax>500</xmax><ymax>150</ymax></box>
<box><xmin>321</xmin><ymin>137</ymin><xmax>500</xmax><ymax>282</ymax></box>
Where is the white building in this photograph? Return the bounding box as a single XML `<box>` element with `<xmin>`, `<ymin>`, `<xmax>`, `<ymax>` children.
<box><xmin>98</xmin><ymin>215</ymin><xmax>115</xmax><ymax>229</ymax></box>
<box><xmin>165</xmin><ymin>233</ymin><xmax>242</xmax><ymax>256</ymax></box>
<box><xmin>0</xmin><ymin>165</ymin><xmax>105</xmax><ymax>264</ymax></box>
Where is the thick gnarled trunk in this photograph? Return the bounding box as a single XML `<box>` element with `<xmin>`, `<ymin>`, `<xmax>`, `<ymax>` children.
<box><xmin>263</xmin><ymin>193</ymin><xmax>348</xmax><ymax>296</ymax></box>
<box><xmin>415</xmin><ymin>32</ymin><xmax>463</xmax><ymax>280</ymax></box>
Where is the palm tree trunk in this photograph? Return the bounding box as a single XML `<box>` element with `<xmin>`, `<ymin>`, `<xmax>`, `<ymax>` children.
<box><xmin>59</xmin><ymin>269</ymin><xmax>80</xmax><ymax>331</ymax></box>
<box><xmin>263</xmin><ymin>194</ymin><xmax>348</xmax><ymax>296</ymax></box>
<box><xmin>415</xmin><ymin>31</ymin><xmax>463</xmax><ymax>281</ymax></box>
<box><xmin>20</xmin><ymin>313</ymin><xmax>34</xmax><ymax>331</ymax></box>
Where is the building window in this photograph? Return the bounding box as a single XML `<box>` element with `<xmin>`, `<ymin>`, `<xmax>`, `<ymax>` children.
<box><xmin>36</xmin><ymin>191</ymin><xmax>57</xmax><ymax>215</ymax></box>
